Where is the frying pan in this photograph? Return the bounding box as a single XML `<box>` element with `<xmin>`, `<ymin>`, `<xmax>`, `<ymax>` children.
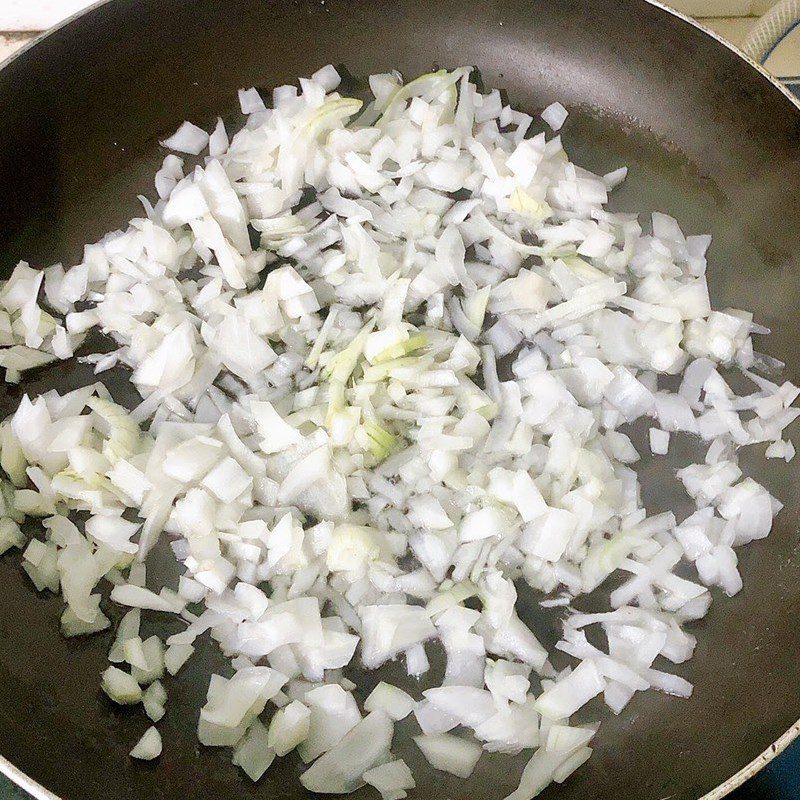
<box><xmin>1</xmin><ymin>1</ymin><xmax>800</xmax><ymax>798</ymax></box>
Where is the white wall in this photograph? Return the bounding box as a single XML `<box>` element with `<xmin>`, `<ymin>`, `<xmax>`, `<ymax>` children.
<box><xmin>667</xmin><ymin>0</ymin><xmax>775</xmax><ymax>15</ymax></box>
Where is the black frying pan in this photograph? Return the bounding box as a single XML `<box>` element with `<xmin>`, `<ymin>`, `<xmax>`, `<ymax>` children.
<box><xmin>1</xmin><ymin>2</ymin><xmax>800</xmax><ymax>799</ymax></box>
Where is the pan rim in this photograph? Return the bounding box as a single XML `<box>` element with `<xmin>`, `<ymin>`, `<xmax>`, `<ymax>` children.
<box><xmin>0</xmin><ymin>753</ymin><xmax>58</xmax><ymax>800</ymax></box>
<box><xmin>0</xmin><ymin>1</ymin><xmax>798</xmax><ymax>798</ymax></box>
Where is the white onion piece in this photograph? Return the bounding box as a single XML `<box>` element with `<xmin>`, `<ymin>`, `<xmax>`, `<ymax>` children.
<box><xmin>232</xmin><ymin>720</ymin><xmax>275</xmax><ymax>781</ymax></box>
<box><xmin>111</xmin><ymin>584</ymin><xmax>184</xmax><ymax>613</ymax></box>
<box><xmin>142</xmin><ymin>681</ymin><xmax>167</xmax><ymax>723</ymax></box>
<box><xmin>413</xmin><ymin>733</ymin><xmax>482</xmax><ymax>778</ymax></box>
<box><xmin>364</xmin><ymin>682</ymin><xmax>416</xmax><ymax>721</ymax></box>
<box><xmin>298</xmin><ymin>684</ymin><xmax>362</xmax><ymax>763</ymax></box>
<box><xmin>649</xmin><ymin>428</ymin><xmax>670</xmax><ymax>455</ymax></box>
<box><xmin>300</xmin><ymin>711</ymin><xmax>393</xmax><ymax>794</ymax></box>
<box><xmin>268</xmin><ymin>700</ymin><xmax>311</xmax><ymax>756</ymax></box>
<box><xmin>541</xmin><ymin>102</ymin><xmax>568</xmax><ymax>131</ymax></box>
<box><xmin>130</xmin><ymin>727</ymin><xmax>162</xmax><ymax>760</ymax></box>
<box><xmin>164</xmin><ymin>643</ymin><xmax>194</xmax><ymax>675</ymax></box>
<box><xmin>161</xmin><ymin>121</ymin><xmax>209</xmax><ymax>155</ymax></box>
<box><xmin>535</xmin><ymin>662</ymin><xmax>606</xmax><ymax>720</ymax></box>
<box><xmin>101</xmin><ymin>666</ymin><xmax>142</xmax><ymax>705</ymax></box>
<box><xmin>363</xmin><ymin>759</ymin><xmax>416</xmax><ymax>800</ymax></box>
<box><xmin>200</xmin><ymin>667</ymin><xmax>287</xmax><ymax>729</ymax></box>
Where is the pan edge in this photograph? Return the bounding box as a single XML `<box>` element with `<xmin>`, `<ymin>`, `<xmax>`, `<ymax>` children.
<box><xmin>0</xmin><ymin>2</ymin><xmax>798</xmax><ymax>799</ymax></box>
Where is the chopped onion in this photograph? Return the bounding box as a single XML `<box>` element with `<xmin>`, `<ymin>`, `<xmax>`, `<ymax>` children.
<box><xmin>363</xmin><ymin>759</ymin><xmax>416</xmax><ymax>800</ymax></box>
<box><xmin>541</xmin><ymin>102</ymin><xmax>568</xmax><ymax>131</ymax></box>
<box><xmin>413</xmin><ymin>733</ymin><xmax>482</xmax><ymax>778</ymax></box>
<box><xmin>0</xmin><ymin>64</ymin><xmax>795</xmax><ymax>800</ymax></box>
<box><xmin>300</xmin><ymin>711</ymin><xmax>393</xmax><ymax>794</ymax></box>
<box><xmin>364</xmin><ymin>682</ymin><xmax>416</xmax><ymax>721</ymax></box>
<box><xmin>101</xmin><ymin>666</ymin><xmax>142</xmax><ymax>705</ymax></box>
<box><xmin>130</xmin><ymin>726</ymin><xmax>162</xmax><ymax>760</ymax></box>
<box><xmin>161</xmin><ymin>121</ymin><xmax>209</xmax><ymax>155</ymax></box>
<box><xmin>232</xmin><ymin>720</ymin><xmax>275</xmax><ymax>781</ymax></box>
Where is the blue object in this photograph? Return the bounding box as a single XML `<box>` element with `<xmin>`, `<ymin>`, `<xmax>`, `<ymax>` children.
<box><xmin>0</xmin><ymin>776</ymin><xmax>30</xmax><ymax>800</ymax></box>
<box><xmin>785</xmin><ymin>79</ymin><xmax>800</xmax><ymax>97</ymax></box>
<box><xmin>729</xmin><ymin>737</ymin><xmax>800</xmax><ymax>799</ymax></box>
<box><xmin>760</xmin><ymin>21</ymin><xmax>800</xmax><ymax>64</ymax></box>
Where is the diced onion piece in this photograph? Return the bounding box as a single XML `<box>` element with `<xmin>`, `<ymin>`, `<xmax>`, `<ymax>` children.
<box><xmin>130</xmin><ymin>727</ymin><xmax>162</xmax><ymax>760</ymax></box>
<box><xmin>413</xmin><ymin>733</ymin><xmax>482</xmax><ymax>779</ymax></box>
<box><xmin>233</xmin><ymin>720</ymin><xmax>275</xmax><ymax>782</ymax></box>
<box><xmin>363</xmin><ymin>759</ymin><xmax>416</xmax><ymax>800</ymax></box>
<box><xmin>161</xmin><ymin>121</ymin><xmax>209</xmax><ymax>155</ymax></box>
<box><xmin>101</xmin><ymin>666</ymin><xmax>142</xmax><ymax>705</ymax></box>
<box><xmin>364</xmin><ymin>682</ymin><xmax>416</xmax><ymax>721</ymax></box>
<box><xmin>541</xmin><ymin>102</ymin><xmax>568</xmax><ymax>131</ymax></box>
<box><xmin>300</xmin><ymin>711</ymin><xmax>393</xmax><ymax>794</ymax></box>
<box><xmin>268</xmin><ymin>700</ymin><xmax>311</xmax><ymax>756</ymax></box>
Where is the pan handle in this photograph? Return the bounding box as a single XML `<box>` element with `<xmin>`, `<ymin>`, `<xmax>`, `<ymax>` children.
<box><xmin>740</xmin><ymin>0</ymin><xmax>800</xmax><ymax>64</ymax></box>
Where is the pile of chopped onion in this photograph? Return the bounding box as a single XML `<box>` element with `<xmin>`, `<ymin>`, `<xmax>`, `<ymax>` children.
<box><xmin>0</xmin><ymin>65</ymin><xmax>797</xmax><ymax>799</ymax></box>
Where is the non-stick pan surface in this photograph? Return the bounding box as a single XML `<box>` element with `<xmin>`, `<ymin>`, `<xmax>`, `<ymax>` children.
<box><xmin>1</xmin><ymin>2</ymin><xmax>799</xmax><ymax>799</ymax></box>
